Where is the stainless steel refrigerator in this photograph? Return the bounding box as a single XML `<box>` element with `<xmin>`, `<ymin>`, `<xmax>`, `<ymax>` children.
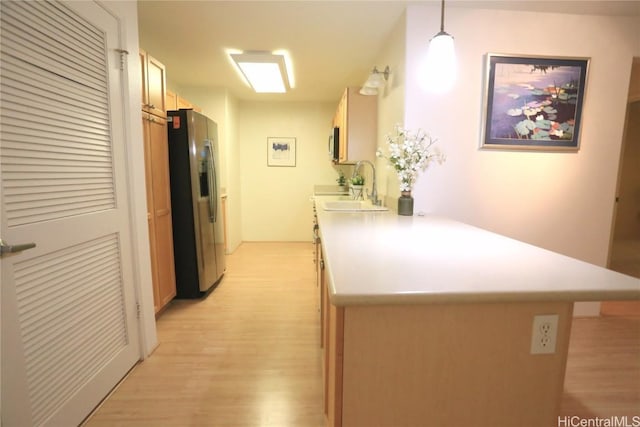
<box><xmin>167</xmin><ymin>109</ymin><xmax>225</xmax><ymax>298</ymax></box>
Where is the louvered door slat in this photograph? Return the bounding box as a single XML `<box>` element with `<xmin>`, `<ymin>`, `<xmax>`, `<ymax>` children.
<box><xmin>6</xmin><ymin>187</ymin><xmax>113</xmax><ymax>204</ymax></box>
<box><xmin>1</xmin><ymin>1</ymin><xmax>108</xmax><ymax>92</ymax></box>
<box><xmin>0</xmin><ymin>24</ymin><xmax>107</xmax><ymax>89</ymax></box>
<box><xmin>32</xmin><ymin>1</ymin><xmax>105</xmax><ymax>50</ymax></box>
<box><xmin>1</xmin><ymin>147</ymin><xmax>112</xmax><ymax>163</ymax></box>
<box><xmin>24</xmin><ymin>279</ymin><xmax>121</xmax><ymax>360</ymax></box>
<box><xmin>11</xmin><ymin>1</ymin><xmax>105</xmax><ymax>60</ymax></box>
<box><xmin>8</xmin><ymin>192</ymin><xmax>114</xmax><ymax>212</ymax></box>
<box><xmin>2</xmin><ymin>85</ymin><xmax>109</xmax><ymax>125</ymax></box>
<box><xmin>26</xmin><ymin>281</ymin><xmax>122</xmax><ymax>371</ymax></box>
<box><xmin>7</xmin><ymin>202</ymin><xmax>116</xmax><ymax>227</ymax></box>
<box><xmin>14</xmin><ymin>238</ymin><xmax>117</xmax><ymax>286</ymax></box>
<box><xmin>2</xmin><ymin>153</ymin><xmax>112</xmax><ymax>166</ymax></box>
<box><xmin>2</xmin><ymin>126</ymin><xmax>112</xmax><ymax>150</ymax></box>
<box><xmin>4</xmin><ymin>181</ymin><xmax>112</xmax><ymax>193</ymax></box>
<box><xmin>2</xmin><ymin>54</ymin><xmax>110</xmax><ymax>111</ymax></box>
<box><xmin>2</xmin><ymin>146</ymin><xmax>110</xmax><ymax>165</ymax></box>
<box><xmin>3</xmin><ymin>108</ymin><xmax>111</xmax><ymax>138</ymax></box>
<box><xmin>13</xmin><ymin>234</ymin><xmax>127</xmax><ymax>426</ymax></box>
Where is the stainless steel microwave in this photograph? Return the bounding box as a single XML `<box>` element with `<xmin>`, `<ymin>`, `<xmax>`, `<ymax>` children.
<box><xmin>329</xmin><ymin>126</ymin><xmax>339</xmax><ymax>162</ymax></box>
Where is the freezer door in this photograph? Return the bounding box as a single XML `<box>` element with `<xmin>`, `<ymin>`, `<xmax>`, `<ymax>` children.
<box><xmin>210</xmin><ymin>140</ymin><xmax>226</xmax><ymax>278</ymax></box>
<box><xmin>190</xmin><ymin>114</ymin><xmax>218</xmax><ymax>292</ymax></box>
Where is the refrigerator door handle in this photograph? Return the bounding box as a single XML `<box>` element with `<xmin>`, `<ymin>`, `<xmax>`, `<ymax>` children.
<box><xmin>205</xmin><ymin>142</ymin><xmax>217</xmax><ymax>223</ymax></box>
<box><xmin>211</xmin><ymin>149</ymin><xmax>218</xmax><ymax>224</ymax></box>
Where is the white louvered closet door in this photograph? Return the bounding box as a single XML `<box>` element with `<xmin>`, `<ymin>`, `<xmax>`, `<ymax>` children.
<box><xmin>0</xmin><ymin>1</ymin><xmax>140</xmax><ymax>426</ymax></box>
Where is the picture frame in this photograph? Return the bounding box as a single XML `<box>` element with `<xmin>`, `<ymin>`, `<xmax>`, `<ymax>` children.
<box><xmin>481</xmin><ymin>53</ymin><xmax>590</xmax><ymax>151</ymax></box>
<box><xmin>267</xmin><ymin>137</ymin><xmax>296</xmax><ymax>167</ymax></box>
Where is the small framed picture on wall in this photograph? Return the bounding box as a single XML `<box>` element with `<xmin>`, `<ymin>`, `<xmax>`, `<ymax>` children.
<box><xmin>267</xmin><ymin>137</ymin><xmax>296</xmax><ymax>167</ymax></box>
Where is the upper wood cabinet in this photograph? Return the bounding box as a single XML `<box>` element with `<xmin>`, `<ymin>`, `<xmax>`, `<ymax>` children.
<box><xmin>177</xmin><ymin>94</ymin><xmax>203</xmax><ymax>113</ymax></box>
<box><xmin>166</xmin><ymin>90</ymin><xmax>178</xmax><ymax>111</ymax></box>
<box><xmin>140</xmin><ymin>49</ymin><xmax>167</xmax><ymax>118</ymax></box>
<box><xmin>332</xmin><ymin>87</ymin><xmax>377</xmax><ymax>164</ymax></box>
<box><xmin>165</xmin><ymin>89</ymin><xmax>203</xmax><ymax>113</ymax></box>
<box><xmin>177</xmin><ymin>95</ymin><xmax>193</xmax><ymax>110</ymax></box>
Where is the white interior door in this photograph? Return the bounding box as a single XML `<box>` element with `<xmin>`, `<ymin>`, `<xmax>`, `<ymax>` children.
<box><xmin>1</xmin><ymin>1</ymin><xmax>140</xmax><ymax>426</ymax></box>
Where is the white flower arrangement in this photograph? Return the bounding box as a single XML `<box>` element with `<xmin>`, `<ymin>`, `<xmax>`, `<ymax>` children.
<box><xmin>376</xmin><ymin>124</ymin><xmax>445</xmax><ymax>192</ymax></box>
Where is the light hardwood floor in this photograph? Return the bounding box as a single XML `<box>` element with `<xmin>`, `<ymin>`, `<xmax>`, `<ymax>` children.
<box><xmin>86</xmin><ymin>242</ymin><xmax>639</xmax><ymax>426</ymax></box>
<box><xmin>86</xmin><ymin>243</ymin><xmax>323</xmax><ymax>427</ymax></box>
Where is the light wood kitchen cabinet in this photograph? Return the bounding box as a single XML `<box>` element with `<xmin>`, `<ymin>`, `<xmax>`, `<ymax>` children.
<box><xmin>322</xmin><ymin>265</ymin><xmax>344</xmax><ymax>427</ymax></box>
<box><xmin>322</xmin><ymin>292</ymin><xmax>573</xmax><ymax>427</ymax></box>
<box><xmin>142</xmin><ymin>112</ymin><xmax>177</xmax><ymax>313</ymax></box>
<box><xmin>165</xmin><ymin>89</ymin><xmax>202</xmax><ymax>113</ymax></box>
<box><xmin>140</xmin><ymin>48</ymin><xmax>176</xmax><ymax>314</ymax></box>
<box><xmin>166</xmin><ymin>90</ymin><xmax>178</xmax><ymax>111</ymax></box>
<box><xmin>332</xmin><ymin>87</ymin><xmax>377</xmax><ymax>164</ymax></box>
<box><xmin>140</xmin><ymin>49</ymin><xmax>167</xmax><ymax>118</ymax></box>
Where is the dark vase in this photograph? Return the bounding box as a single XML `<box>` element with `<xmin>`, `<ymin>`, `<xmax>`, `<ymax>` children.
<box><xmin>398</xmin><ymin>191</ymin><xmax>414</xmax><ymax>216</ymax></box>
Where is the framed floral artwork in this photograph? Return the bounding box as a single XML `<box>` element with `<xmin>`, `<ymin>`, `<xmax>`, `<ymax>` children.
<box><xmin>481</xmin><ymin>54</ymin><xmax>590</xmax><ymax>151</ymax></box>
<box><xmin>267</xmin><ymin>137</ymin><xmax>296</xmax><ymax>167</ymax></box>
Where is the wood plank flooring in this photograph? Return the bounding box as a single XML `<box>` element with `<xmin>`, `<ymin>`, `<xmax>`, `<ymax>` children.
<box><xmin>86</xmin><ymin>243</ymin><xmax>323</xmax><ymax>427</ymax></box>
<box><xmin>86</xmin><ymin>242</ymin><xmax>639</xmax><ymax>426</ymax></box>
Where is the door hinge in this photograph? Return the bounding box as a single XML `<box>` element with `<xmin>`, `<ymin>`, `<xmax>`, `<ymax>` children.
<box><xmin>115</xmin><ymin>48</ymin><xmax>129</xmax><ymax>71</ymax></box>
<box><xmin>136</xmin><ymin>302</ymin><xmax>141</xmax><ymax>319</ymax></box>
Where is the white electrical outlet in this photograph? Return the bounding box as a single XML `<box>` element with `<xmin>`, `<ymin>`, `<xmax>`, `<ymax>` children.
<box><xmin>530</xmin><ymin>314</ymin><xmax>559</xmax><ymax>354</ymax></box>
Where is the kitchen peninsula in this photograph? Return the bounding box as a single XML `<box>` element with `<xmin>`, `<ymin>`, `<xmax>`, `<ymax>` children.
<box><xmin>314</xmin><ymin>198</ymin><xmax>640</xmax><ymax>427</ymax></box>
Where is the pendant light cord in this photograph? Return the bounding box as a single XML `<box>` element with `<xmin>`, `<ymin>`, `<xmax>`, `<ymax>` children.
<box><xmin>440</xmin><ymin>0</ymin><xmax>445</xmax><ymax>32</ymax></box>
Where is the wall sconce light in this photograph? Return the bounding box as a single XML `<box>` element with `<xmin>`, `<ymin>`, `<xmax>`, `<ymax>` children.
<box><xmin>423</xmin><ymin>0</ymin><xmax>456</xmax><ymax>93</ymax></box>
<box><xmin>359</xmin><ymin>66</ymin><xmax>390</xmax><ymax>95</ymax></box>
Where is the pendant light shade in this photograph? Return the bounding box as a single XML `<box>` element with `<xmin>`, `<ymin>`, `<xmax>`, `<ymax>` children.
<box><xmin>423</xmin><ymin>0</ymin><xmax>456</xmax><ymax>93</ymax></box>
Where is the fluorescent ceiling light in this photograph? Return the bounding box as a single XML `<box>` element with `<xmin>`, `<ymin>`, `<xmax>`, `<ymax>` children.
<box><xmin>230</xmin><ymin>51</ymin><xmax>292</xmax><ymax>93</ymax></box>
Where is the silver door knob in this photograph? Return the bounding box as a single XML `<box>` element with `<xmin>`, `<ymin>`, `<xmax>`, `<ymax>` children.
<box><xmin>0</xmin><ymin>239</ymin><xmax>36</xmax><ymax>256</ymax></box>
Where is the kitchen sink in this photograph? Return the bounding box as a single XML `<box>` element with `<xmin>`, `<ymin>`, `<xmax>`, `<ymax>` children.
<box><xmin>321</xmin><ymin>200</ymin><xmax>388</xmax><ymax>212</ymax></box>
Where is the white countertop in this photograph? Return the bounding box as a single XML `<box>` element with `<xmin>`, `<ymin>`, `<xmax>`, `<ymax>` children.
<box><xmin>315</xmin><ymin>199</ymin><xmax>640</xmax><ymax>306</ymax></box>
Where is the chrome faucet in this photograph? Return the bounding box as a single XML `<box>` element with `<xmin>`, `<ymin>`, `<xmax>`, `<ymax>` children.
<box><xmin>353</xmin><ymin>160</ymin><xmax>380</xmax><ymax>206</ymax></box>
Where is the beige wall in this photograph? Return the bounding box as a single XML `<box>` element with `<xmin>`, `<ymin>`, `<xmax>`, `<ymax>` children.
<box><xmin>403</xmin><ymin>6</ymin><xmax>637</xmax><ymax>263</ymax></box>
<box><xmin>239</xmin><ymin>101</ymin><xmax>337</xmax><ymax>241</ymax></box>
<box><xmin>397</xmin><ymin>6</ymin><xmax>638</xmax><ymax>315</ymax></box>
<box><xmin>373</xmin><ymin>12</ymin><xmax>407</xmax><ymax>207</ymax></box>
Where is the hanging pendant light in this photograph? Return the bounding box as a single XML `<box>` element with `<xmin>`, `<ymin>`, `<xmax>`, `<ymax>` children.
<box><xmin>423</xmin><ymin>0</ymin><xmax>456</xmax><ymax>93</ymax></box>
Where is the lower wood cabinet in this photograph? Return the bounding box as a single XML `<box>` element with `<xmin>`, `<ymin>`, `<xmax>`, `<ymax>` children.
<box><xmin>321</xmin><ymin>268</ymin><xmax>573</xmax><ymax>427</ymax></box>
<box><xmin>142</xmin><ymin>111</ymin><xmax>176</xmax><ymax>313</ymax></box>
<box><xmin>321</xmin><ymin>255</ymin><xmax>344</xmax><ymax>427</ymax></box>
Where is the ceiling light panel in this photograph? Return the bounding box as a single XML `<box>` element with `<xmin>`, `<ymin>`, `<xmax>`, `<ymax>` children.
<box><xmin>230</xmin><ymin>51</ymin><xmax>291</xmax><ymax>93</ymax></box>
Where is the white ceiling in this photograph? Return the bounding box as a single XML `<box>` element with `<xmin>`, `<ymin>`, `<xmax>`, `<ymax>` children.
<box><xmin>137</xmin><ymin>1</ymin><xmax>640</xmax><ymax>103</ymax></box>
